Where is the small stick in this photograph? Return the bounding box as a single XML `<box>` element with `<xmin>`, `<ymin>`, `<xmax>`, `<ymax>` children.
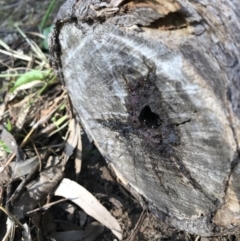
<box><xmin>25</xmin><ymin>198</ymin><xmax>67</xmax><ymax>215</ymax></box>
<box><xmin>127</xmin><ymin>209</ymin><xmax>147</xmax><ymax>241</ymax></box>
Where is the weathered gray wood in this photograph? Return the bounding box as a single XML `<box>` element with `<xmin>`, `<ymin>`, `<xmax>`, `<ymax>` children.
<box><xmin>50</xmin><ymin>0</ymin><xmax>240</xmax><ymax>236</ymax></box>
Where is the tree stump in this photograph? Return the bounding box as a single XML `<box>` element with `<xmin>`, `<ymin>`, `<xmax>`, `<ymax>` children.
<box><xmin>50</xmin><ymin>0</ymin><xmax>240</xmax><ymax>236</ymax></box>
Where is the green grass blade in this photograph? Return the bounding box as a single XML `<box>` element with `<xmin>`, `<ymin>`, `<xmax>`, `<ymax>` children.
<box><xmin>10</xmin><ymin>69</ymin><xmax>51</xmax><ymax>92</ymax></box>
<box><xmin>40</xmin><ymin>0</ymin><xmax>58</xmax><ymax>31</ymax></box>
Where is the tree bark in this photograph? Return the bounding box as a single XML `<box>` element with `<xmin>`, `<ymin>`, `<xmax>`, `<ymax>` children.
<box><xmin>50</xmin><ymin>0</ymin><xmax>240</xmax><ymax>236</ymax></box>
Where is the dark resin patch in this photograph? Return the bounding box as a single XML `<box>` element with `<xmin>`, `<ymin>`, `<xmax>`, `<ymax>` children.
<box><xmin>96</xmin><ymin>55</ymin><xmax>215</xmax><ymax>204</ymax></box>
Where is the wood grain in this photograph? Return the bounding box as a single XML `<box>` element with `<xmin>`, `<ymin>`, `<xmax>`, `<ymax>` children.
<box><xmin>50</xmin><ymin>0</ymin><xmax>240</xmax><ymax>235</ymax></box>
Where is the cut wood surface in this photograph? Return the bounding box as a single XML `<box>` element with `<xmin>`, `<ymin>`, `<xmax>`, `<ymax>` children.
<box><xmin>50</xmin><ymin>0</ymin><xmax>240</xmax><ymax>236</ymax></box>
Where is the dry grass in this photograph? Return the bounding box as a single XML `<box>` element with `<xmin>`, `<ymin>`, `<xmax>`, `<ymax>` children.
<box><xmin>0</xmin><ymin>1</ymin><xmax>72</xmax><ymax>240</ymax></box>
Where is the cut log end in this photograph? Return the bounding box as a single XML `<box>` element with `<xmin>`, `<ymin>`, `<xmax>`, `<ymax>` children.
<box><xmin>50</xmin><ymin>0</ymin><xmax>240</xmax><ymax>236</ymax></box>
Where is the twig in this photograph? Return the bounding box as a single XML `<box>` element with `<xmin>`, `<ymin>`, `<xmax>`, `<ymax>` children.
<box><xmin>127</xmin><ymin>209</ymin><xmax>147</xmax><ymax>241</ymax></box>
<box><xmin>25</xmin><ymin>198</ymin><xmax>67</xmax><ymax>215</ymax></box>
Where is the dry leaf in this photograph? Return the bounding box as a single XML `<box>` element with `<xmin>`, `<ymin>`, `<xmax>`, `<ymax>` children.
<box><xmin>22</xmin><ymin>223</ymin><xmax>32</xmax><ymax>241</ymax></box>
<box><xmin>9</xmin><ymin>156</ymin><xmax>39</xmax><ymax>181</ymax></box>
<box><xmin>12</xmin><ymin>165</ymin><xmax>63</xmax><ymax>219</ymax></box>
<box><xmin>62</xmin><ymin>119</ymin><xmax>79</xmax><ymax>167</ymax></box>
<box><xmin>0</xmin><ymin>125</ymin><xmax>24</xmax><ymax>162</ymax></box>
<box><xmin>55</xmin><ymin>178</ymin><xmax>123</xmax><ymax>240</ymax></box>
<box><xmin>75</xmin><ymin>123</ymin><xmax>82</xmax><ymax>180</ymax></box>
